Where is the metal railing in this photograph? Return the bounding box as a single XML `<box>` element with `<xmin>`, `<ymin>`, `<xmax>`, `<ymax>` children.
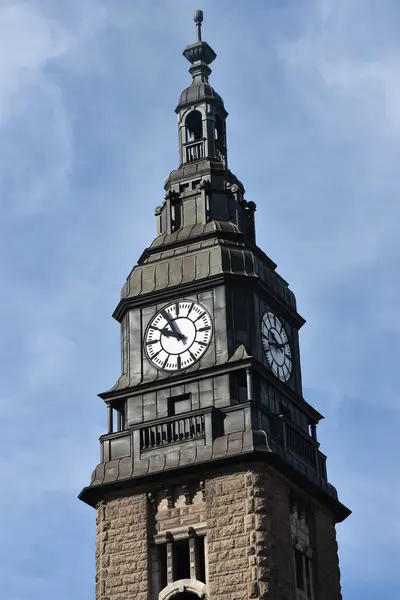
<box><xmin>140</xmin><ymin>413</ymin><xmax>205</xmax><ymax>451</ymax></box>
<box><xmin>286</xmin><ymin>422</ymin><xmax>318</xmax><ymax>466</ymax></box>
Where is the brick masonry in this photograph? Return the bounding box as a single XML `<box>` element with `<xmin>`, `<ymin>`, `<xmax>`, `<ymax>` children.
<box><xmin>95</xmin><ymin>463</ymin><xmax>343</xmax><ymax>600</ymax></box>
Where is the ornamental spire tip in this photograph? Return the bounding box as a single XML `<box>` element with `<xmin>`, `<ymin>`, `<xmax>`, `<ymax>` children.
<box><xmin>194</xmin><ymin>9</ymin><xmax>203</xmax><ymax>41</ymax></box>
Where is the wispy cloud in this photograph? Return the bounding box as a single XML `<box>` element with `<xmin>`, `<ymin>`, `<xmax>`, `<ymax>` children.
<box><xmin>1</xmin><ymin>1</ymin><xmax>399</xmax><ymax>599</ymax></box>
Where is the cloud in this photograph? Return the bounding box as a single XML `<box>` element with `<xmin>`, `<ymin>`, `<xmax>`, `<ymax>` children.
<box><xmin>1</xmin><ymin>1</ymin><xmax>400</xmax><ymax>599</ymax></box>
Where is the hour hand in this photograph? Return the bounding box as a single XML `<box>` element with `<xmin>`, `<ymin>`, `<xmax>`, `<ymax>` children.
<box><xmin>161</xmin><ymin>327</ymin><xmax>181</xmax><ymax>339</ymax></box>
<box><xmin>270</xmin><ymin>341</ymin><xmax>287</xmax><ymax>351</ymax></box>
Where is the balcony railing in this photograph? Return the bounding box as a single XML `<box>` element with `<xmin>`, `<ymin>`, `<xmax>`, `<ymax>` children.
<box><xmin>140</xmin><ymin>413</ymin><xmax>205</xmax><ymax>451</ymax></box>
<box><xmin>186</xmin><ymin>140</ymin><xmax>204</xmax><ymax>163</ymax></box>
<box><xmin>286</xmin><ymin>422</ymin><xmax>316</xmax><ymax>466</ymax></box>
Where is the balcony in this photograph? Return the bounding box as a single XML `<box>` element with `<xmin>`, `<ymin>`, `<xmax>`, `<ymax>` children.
<box><xmin>284</xmin><ymin>421</ymin><xmax>327</xmax><ymax>481</ymax></box>
<box><xmin>140</xmin><ymin>413</ymin><xmax>205</xmax><ymax>451</ymax></box>
<box><xmin>99</xmin><ymin>407</ymin><xmax>222</xmax><ymax>464</ymax></box>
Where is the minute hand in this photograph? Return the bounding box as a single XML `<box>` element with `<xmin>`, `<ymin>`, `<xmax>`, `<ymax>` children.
<box><xmin>270</xmin><ymin>341</ymin><xmax>288</xmax><ymax>350</ymax></box>
<box><xmin>162</xmin><ymin>310</ymin><xmax>185</xmax><ymax>341</ymax></box>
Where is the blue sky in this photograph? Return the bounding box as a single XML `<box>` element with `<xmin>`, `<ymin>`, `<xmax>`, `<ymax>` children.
<box><xmin>1</xmin><ymin>0</ymin><xmax>399</xmax><ymax>598</ymax></box>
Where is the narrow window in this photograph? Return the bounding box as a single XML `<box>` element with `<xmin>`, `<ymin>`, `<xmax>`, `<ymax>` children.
<box><xmin>215</xmin><ymin>114</ymin><xmax>224</xmax><ymax>145</ymax></box>
<box><xmin>158</xmin><ymin>545</ymin><xmax>167</xmax><ymax>590</ymax></box>
<box><xmin>305</xmin><ymin>556</ymin><xmax>313</xmax><ymax>598</ymax></box>
<box><xmin>174</xmin><ymin>539</ymin><xmax>190</xmax><ymax>580</ymax></box>
<box><xmin>171</xmin><ymin>199</ymin><xmax>182</xmax><ymax>232</ymax></box>
<box><xmin>196</xmin><ymin>536</ymin><xmax>206</xmax><ymax>583</ymax></box>
<box><xmin>295</xmin><ymin>548</ymin><xmax>305</xmax><ymax>591</ymax></box>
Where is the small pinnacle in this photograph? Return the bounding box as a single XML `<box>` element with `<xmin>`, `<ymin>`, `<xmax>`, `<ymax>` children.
<box><xmin>194</xmin><ymin>9</ymin><xmax>203</xmax><ymax>41</ymax></box>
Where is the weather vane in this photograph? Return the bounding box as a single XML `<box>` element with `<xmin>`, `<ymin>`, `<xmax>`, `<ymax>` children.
<box><xmin>194</xmin><ymin>9</ymin><xmax>203</xmax><ymax>42</ymax></box>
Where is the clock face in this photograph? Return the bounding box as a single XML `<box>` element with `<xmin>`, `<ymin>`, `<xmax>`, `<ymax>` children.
<box><xmin>261</xmin><ymin>311</ymin><xmax>292</xmax><ymax>382</ymax></box>
<box><xmin>144</xmin><ymin>301</ymin><xmax>213</xmax><ymax>371</ymax></box>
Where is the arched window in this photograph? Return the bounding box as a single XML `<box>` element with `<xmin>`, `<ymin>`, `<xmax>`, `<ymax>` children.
<box><xmin>173</xmin><ymin>593</ymin><xmax>199</xmax><ymax>600</ymax></box>
<box><xmin>185</xmin><ymin>111</ymin><xmax>203</xmax><ymax>143</ymax></box>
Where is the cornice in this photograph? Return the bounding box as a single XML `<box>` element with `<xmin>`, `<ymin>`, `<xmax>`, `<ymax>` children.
<box><xmin>113</xmin><ymin>272</ymin><xmax>304</xmax><ymax>328</ymax></box>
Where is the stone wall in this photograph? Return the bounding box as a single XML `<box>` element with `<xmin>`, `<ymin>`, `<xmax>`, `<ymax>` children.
<box><xmin>313</xmin><ymin>507</ymin><xmax>343</xmax><ymax>600</ymax></box>
<box><xmin>95</xmin><ymin>493</ymin><xmax>149</xmax><ymax>600</ymax></box>
<box><xmin>205</xmin><ymin>466</ymin><xmax>296</xmax><ymax>600</ymax></box>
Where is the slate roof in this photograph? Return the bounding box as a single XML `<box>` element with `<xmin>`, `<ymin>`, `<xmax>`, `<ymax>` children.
<box><xmin>119</xmin><ymin>220</ymin><xmax>297</xmax><ymax>312</ymax></box>
<box><xmin>177</xmin><ymin>81</ymin><xmax>224</xmax><ymax>111</ymax></box>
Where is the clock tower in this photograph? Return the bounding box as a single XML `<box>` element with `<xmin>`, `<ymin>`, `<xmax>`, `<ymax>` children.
<box><xmin>79</xmin><ymin>10</ymin><xmax>350</xmax><ymax>600</ymax></box>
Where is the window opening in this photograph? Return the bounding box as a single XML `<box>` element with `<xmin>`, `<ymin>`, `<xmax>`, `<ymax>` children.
<box><xmin>196</xmin><ymin>536</ymin><xmax>206</xmax><ymax>583</ymax></box>
<box><xmin>215</xmin><ymin>114</ymin><xmax>224</xmax><ymax>145</ymax></box>
<box><xmin>295</xmin><ymin>548</ymin><xmax>305</xmax><ymax>590</ymax></box>
<box><xmin>168</xmin><ymin>393</ymin><xmax>192</xmax><ymax>416</ymax></box>
<box><xmin>158</xmin><ymin>545</ymin><xmax>167</xmax><ymax>590</ymax></box>
<box><xmin>173</xmin><ymin>539</ymin><xmax>190</xmax><ymax>580</ymax></box>
<box><xmin>291</xmin><ymin>500</ymin><xmax>314</xmax><ymax>600</ymax></box>
<box><xmin>157</xmin><ymin>533</ymin><xmax>207</xmax><ymax>589</ymax></box>
<box><xmin>171</xmin><ymin>199</ymin><xmax>182</xmax><ymax>232</ymax></box>
<box><xmin>185</xmin><ymin>111</ymin><xmax>202</xmax><ymax>142</ymax></box>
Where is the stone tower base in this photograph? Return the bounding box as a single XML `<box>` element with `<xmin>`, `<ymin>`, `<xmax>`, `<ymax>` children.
<box><xmin>95</xmin><ymin>462</ymin><xmax>342</xmax><ymax>600</ymax></box>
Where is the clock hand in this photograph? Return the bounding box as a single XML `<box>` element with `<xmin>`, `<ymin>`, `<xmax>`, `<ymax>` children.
<box><xmin>162</xmin><ymin>310</ymin><xmax>185</xmax><ymax>341</ymax></box>
<box><xmin>269</xmin><ymin>340</ymin><xmax>288</xmax><ymax>351</ymax></box>
<box><xmin>161</xmin><ymin>327</ymin><xmax>181</xmax><ymax>340</ymax></box>
<box><xmin>269</xmin><ymin>331</ymin><xmax>279</xmax><ymax>344</ymax></box>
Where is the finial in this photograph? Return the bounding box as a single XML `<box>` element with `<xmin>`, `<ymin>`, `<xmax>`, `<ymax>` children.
<box><xmin>194</xmin><ymin>9</ymin><xmax>203</xmax><ymax>42</ymax></box>
<box><xmin>183</xmin><ymin>9</ymin><xmax>216</xmax><ymax>74</ymax></box>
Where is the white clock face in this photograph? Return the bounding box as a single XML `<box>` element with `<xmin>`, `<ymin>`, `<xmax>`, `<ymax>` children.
<box><xmin>261</xmin><ymin>311</ymin><xmax>292</xmax><ymax>382</ymax></box>
<box><xmin>144</xmin><ymin>301</ymin><xmax>213</xmax><ymax>371</ymax></box>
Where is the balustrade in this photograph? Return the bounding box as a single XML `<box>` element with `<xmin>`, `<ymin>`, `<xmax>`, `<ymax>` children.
<box><xmin>285</xmin><ymin>422</ymin><xmax>318</xmax><ymax>466</ymax></box>
<box><xmin>186</xmin><ymin>140</ymin><xmax>204</xmax><ymax>163</ymax></box>
<box><xmin>140</xmin><ymin>413</ymin><xmax>205</xmax><ymax>451</ymax></box>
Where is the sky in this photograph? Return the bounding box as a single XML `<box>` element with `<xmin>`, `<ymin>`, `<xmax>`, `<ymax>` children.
<box><xmin>0</xmin><ymin>0</ymin><xmax>399</xmax><ymax>598</ymax></box>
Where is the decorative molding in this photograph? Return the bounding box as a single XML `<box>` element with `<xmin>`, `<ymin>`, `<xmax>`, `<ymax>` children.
<box><xmin>159</xmin><ymin>579</ymin><xmax>208</xmax><ymax>600</ymax></box>
<box><xmin>182</xmin><ymin>484</ymin><xmax>192</xmax><ymax>505</ymax></box>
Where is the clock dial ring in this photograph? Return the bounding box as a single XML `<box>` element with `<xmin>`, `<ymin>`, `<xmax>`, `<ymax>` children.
<box><xmin>144</xmin><ymin>300</ymin><xmax>213</xmax><ymax>371</ymax></box>
<box><xmin>261</xmin><ymin>311</ymin><xmax>293</xmax><ymax>382</ymax></box>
